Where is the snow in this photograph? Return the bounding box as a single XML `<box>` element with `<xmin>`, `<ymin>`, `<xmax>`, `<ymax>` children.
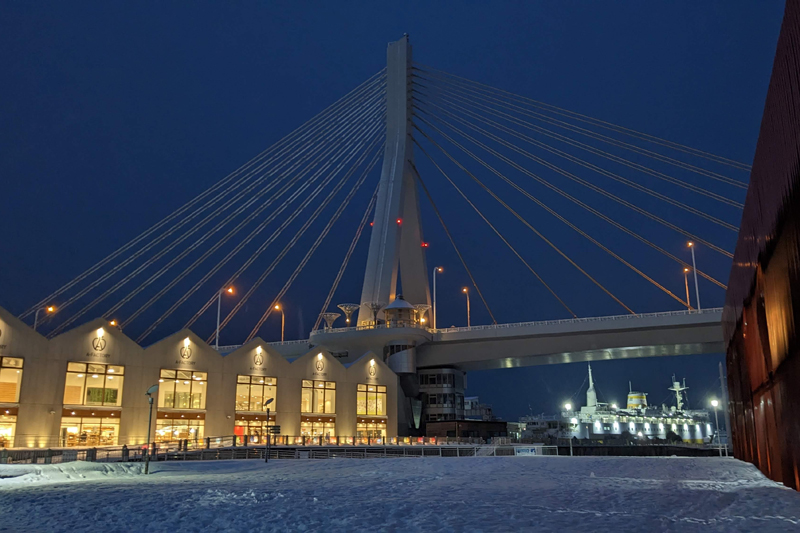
<box><xmin>1</xmin><ymin>456</ymin><xmax>799</xmax><ymax>532</ymax></box>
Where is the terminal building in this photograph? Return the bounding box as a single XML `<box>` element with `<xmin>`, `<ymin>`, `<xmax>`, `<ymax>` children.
<box><xmin>0</xmin><ymin>305</ymin><xmax>398</xmax><ymax>448</ymax></box>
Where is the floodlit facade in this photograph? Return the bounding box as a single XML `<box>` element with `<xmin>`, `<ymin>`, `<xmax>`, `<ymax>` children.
<box><xmin>724</xmin><ymin>0</ymin><xmax>800</xmax><ymax>490</ymax></box>
<box><xmin>0</xmin><ymin>305</ymin><xmax>398</xmax><ymax>448</ymax></box>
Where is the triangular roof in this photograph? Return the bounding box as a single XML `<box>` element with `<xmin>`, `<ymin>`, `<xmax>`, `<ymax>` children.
<box><xmin>143</xmin><ymin>327</ymin><xmax>218</xmax><ymax>355</ymax></box>
<box><xmin>50</xmin><ymin>317</ymin><xmax>143</xmax><ymax>352</ymax></box>
<box><xmin>292</xmin><ymin>347</ymin><xmax>347</xmax><ymax>370</ymax></box>
<box><xmin>0</xmin><ymin>304</ymin><xmax>47</xmax><ymax>341</ymax></box>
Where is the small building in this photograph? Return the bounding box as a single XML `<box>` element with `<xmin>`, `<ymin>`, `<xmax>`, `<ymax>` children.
<box><xmin>426</xmin><ymin>419</ymin><xmax>507</xmax><ymax>439</ymax></box>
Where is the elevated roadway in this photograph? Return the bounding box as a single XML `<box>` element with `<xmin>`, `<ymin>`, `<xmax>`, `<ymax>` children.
<box><xmin>303</xmin><ymin>308</ymin><xmax>724</xmax><ymax>371</ymax></box>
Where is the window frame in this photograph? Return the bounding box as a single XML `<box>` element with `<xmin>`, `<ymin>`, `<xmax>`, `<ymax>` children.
<box><xmin>301</xmin><ymin>380</ymin><xmax>336</xmax><ymax>414</ymax></box>
<box><xmin>235</xmin><ymin>375</ymin><xmax>277</xmax><ymax>412</ymax></box>
<box><xmin>158</xmin><ymin>369</ymin><xmax>207</xmax><ymax>410</ymax></box>
<box><xmin>63</xmin><ymin>362</ymin><xmax>124</xmax><ymax>407</ymax></box>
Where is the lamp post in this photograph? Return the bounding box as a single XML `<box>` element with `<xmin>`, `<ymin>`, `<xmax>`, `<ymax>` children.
<box><xmin>688</xmin><ymin>242</ymin><xmax>701</xmax><ymax>310</ymax></box>
<box><xmin>462</xmin><ymin>287</ymin><xmax>471</xmax><ymax>328</ymax></box>
<box><xmin>215</xmin><ymin>287</ymin><xmax>234</xmax><ymax>350</ymax></box>
<box><xmin>144</xmin><ymin>384</ymin><xmax>159</xmax><ymax>474</ymax></box>
<box><xmin>33</xmin><ymin>305</ymin><xmax>55</xmax><ymax>332</ymax></box>
<box><xmin>432</xmin><ymin>267</ymin><xmax>443</xmax><ymax>329</ymax></box>
<box><xmin>274</xmin><ymin>304</ymin><xmax>285</xmax><ymax>343</ymax></box>
<box><xmin>264</xmin><ymin>397</ymin><xmax>274</xmax><ymax>463</ymax></box>
<box><xmin>564</xmin><ymin>403</ymin><xmax>573</xmax><ymax>456</ymax></box>
<box><xmin>683</xmin><ymin>268</ymin><xmax>692</xmax><ymax>310</ymax></box>
<box><xmin>711</xmin><ymin>399</ymin><xmax>722</xmax><ymax>457</ymax></box>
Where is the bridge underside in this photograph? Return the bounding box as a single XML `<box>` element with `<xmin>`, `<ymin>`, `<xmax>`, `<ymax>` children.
<box><xmin>417</xmin><ymin>321</ymin><xmax>723</xmax><ymax>371</ymax></box>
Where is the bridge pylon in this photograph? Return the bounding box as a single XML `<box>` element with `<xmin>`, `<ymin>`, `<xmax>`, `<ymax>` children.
<box><xmin>357</xmin><ymin>35</ymin><xmax>430</xmax><ymax>326</ymax></box>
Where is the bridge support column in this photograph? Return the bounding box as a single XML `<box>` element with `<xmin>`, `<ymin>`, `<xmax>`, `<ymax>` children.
<box><xmin>358</xmin><ymin>35</ymin><xmax>430</xmax><ymax>325</ymax></box>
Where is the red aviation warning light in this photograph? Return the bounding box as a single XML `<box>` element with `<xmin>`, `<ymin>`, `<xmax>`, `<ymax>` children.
<box><xmin>396</xmin><ymin>218</ymin><xmax>402</xmax><ymax>225</ymax></box>
<box><xmin>421</xmin><ymin>242</ymin><xmax>429</xmax><ymax>248</ymax></box>
<box><xmin>370</xmin><ymin>221</ymin><xmax>374</xmax><ymax>226</ymax></box>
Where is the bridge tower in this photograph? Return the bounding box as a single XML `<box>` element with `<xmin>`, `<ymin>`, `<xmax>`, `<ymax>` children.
<box><xmin>357</xmin><ymin>35</ymin><xmax>430</xmax><ymax>325</ymax></box>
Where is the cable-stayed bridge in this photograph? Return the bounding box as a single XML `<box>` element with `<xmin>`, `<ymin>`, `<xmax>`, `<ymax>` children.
<box><xmin>17</xmin><ymin>36</ymin><xmax>743</xmax><ymax>381</ymax></box>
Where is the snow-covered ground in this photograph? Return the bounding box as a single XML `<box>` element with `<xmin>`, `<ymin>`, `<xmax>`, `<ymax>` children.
<box><xmin>1</xmin><ymin>456</ymin><xmax>798</xmax><ymax>532</ymax></box>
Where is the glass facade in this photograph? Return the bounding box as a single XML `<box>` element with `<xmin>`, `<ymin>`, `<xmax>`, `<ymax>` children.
<box><xmin>156</xmin><ymin>415</ymin><xmax>204</xmax><ymax>443</ymax></box>
<box><xmin>59</xmin><ymin>415</ymin><xmax>120</xmax><ymax>447</ymax></box>
<box><xmin>300</xmin><ymin>418</ymin><xmax>335</xmax><ymax>437</ymax></box>
<box><xmin>357</xmin><ymin>384</ymin><xmax>387</xmax><ymax>416</ymax></box>
<box><xmin>63</xmin><ymin>363</ymin><xmax>124</xmax><ymax>406</ymax></box>
<box><xmin>234</xmin><ymin>418</ymin><xmax>275</xmax><ymax>443</ymax></box>
<box><xmin>301</xmin><ymin>380</ymin><xmax>335</xmax><ymax>414</ymax></box>
<box><xmin>357</xmin><ymin>419</ymin><xmax>387</xmax><ymax>439</ymax></box>
<box><xmin>0</xmin><ymin>357</ymin><xmax>23</xmax><ymax>403</ymax></box>
<box><xmin>419</xmin><ymin>373</ymin><xmax>455</xmax><ymax>386</ymax></box>
<box><xmin>158</xmin><ymin>369</ymin><xmax>207</xmax><ymax>409</ymax></box>
<box><xmin>0</xmin><ymin>413</ymin><xmax>16</xmax><ymax>448</ymax></box>
<box><xmin>235</xmin><ymin>375</ymin><xmax>277</xmax><ymax>412</ymax></box>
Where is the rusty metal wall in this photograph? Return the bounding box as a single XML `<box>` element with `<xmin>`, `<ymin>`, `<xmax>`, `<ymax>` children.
<box><xmin>725</xmin><ymin>0</ymin><xmax>800</xmax><ymax>490</ymax></box>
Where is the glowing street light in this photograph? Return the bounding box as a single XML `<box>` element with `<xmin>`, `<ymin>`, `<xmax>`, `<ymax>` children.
<box><xmin>432</xmin><ymin>267</ymin><xmax>443</xmax><ymax>329</ymax></box>
<box><xmin>215</xmin><ymin>287</ymin><xmax>235</xmax><ymax>350</ymax></box>
<box><xmin>710</xmin><ymin>398</ymin><xmax>722</xmax><ymax>457</ymax></box>
<box><xmin>564</xmin><ymin>403</ymin><xmax>572</xmax><ymax>412</ymax></box>
<box><xmin>274</xmin><ymin>304</ymin><xmax>285</xmax><ymax>343</ymax></box>
<box><xmin>462</xmin><ymin>287</ymin><xmax>471</xmax><ymax>328</ymax></box>
<box><xmin>688</xmin><ymin>242</ymin><xmax>701</xmax><ymax>310</ymax></box>
<box><xmin>33</xmin><ymin>305</ymin><xmax>55</xmax><ymax>332</ymax></box>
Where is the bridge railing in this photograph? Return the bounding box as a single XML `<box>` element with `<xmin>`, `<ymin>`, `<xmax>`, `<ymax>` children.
<box><xmin>217</xmin><ymin>308</ymin><xmax>723</xmax><ymax>349</ymax></box>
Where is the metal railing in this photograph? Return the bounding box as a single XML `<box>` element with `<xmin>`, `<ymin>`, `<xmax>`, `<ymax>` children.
<box><xmin>0</xmin><ymin>441</ymin><xmax>559</xmax><ymax>465</ymax></box>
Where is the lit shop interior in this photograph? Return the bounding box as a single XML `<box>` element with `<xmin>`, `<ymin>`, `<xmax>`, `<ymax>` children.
<box><xmin>60</xmin><ymin>362</ymin><xmax>123</xmax><ymax>447</ymax></box>
<box><xmin>0</xmin><ymin>357</ymin><xmax>23</xmax><ymax>448</ymax></box>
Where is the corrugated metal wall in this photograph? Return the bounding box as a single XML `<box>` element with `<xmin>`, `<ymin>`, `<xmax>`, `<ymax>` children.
<box><xmin>725</xmin><ymin>0</ymin><xmax>800</xmax><ymax>490</ymax></box>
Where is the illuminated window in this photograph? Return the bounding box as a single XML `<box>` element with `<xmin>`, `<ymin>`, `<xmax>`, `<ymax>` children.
<box><xmin>234</xmin><ymin>418</ymin><xmax>276</xmax><ymax>443</ymax></box>
<box><xmin>0</xmin><ymin>357</ymin><xmax>23</xmax><ymax>403</ymax></box>
<box><xmin>155</xmin><ymin>416</ymin><xmax>204</xmax><ymax>443</ymax></box>
<box><xmin>0</xmin><ymin>413</ymin><xmax>16</xmax><ymax>448</ymax></box>
<box><xmin>300</xmin><ymin>418</ymin><xmax>335</xmax><ymax>437</ymax></box>
<box><xmin>235</xmin><ymin>375</ymin><xmax>277</xmax><ymax>412</ymax></box>
<box><xmin>357</xmin><ymin>384</ymin><xmax>387</xmax><ymax>416</ymax></box>
<box><xmin>59</xmin><ymin>416</ymin><xmax>119</xmax><ymax>447</ymax></box>
<box><xmin>301</xmin><ymin>380</ymin><xmax>335</xmax><ymax>414</ymax></box>
<box><xmin>357</xmin><ymin>419</ymin><xmax>387</xmax><ymax>440</ymax></box>
<box><xmin>63</xmin><ymin>363</ymin><xmax>124</xmax><ymax>407</ymax></box>
<box><xmin>158</xmin><ymin>369</ymin><xmax>206</xmax><ymax>409</ymax></box>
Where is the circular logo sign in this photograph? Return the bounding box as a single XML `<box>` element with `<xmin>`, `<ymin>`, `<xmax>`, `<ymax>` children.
<box><xmin>180</xmin><ymin>346</ymin><xmax>192</xmax><ymax>359</ymax></box>
<box><xmin>315</xmin><ymin>359</ymin><xmax>324</xmax><ymax>372</ymax></box>
<box><xmin>368</xmin><ymin>365</ymin><xmax>377</xmax><ymax>377</ymax></box>
<box><xmin>254</xmin><ymin>353</ymin><xmax>264</xmax><ymax>366</ymax></box>
<box><xmin>91</xmin><ymin>337</ymin><xmax>106</xmax><ymax>351</ymax></box>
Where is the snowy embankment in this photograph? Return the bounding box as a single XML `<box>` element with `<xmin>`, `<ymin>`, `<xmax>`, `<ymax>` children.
<box><xmin>1</xmin><ymin>457</ymin><xmax>798</xmax><ymax>532</ymax></box>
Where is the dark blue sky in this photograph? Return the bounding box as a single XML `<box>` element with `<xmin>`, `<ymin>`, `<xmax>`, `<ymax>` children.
<box><xmin>0</xmin><ymin>2</ymin><xmax>785</xmax><ymax>419</ymax></box>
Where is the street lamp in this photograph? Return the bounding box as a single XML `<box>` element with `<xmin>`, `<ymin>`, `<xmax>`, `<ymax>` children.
<box><xmin>432</xmin><ymin>267</ymin><xmax>443</xmax><ymax>329</ymax></box>
<box><xmin>688</xmin><ymin>242</ymin><xmax>701</xmax><ymax>310</ymax></box>
<box><xmin>264</xmin><ymin>397</ymin><xmax>274</xmax><ymax>463</ymax></box>
<box><xmin>462</xmin><ymin>287</ymin><xmax>471</xmax><ymax>328</ymax></box>
<box><xmin>710</xmin><ymin>399</ymin><xmax>722</xmax><ymax>457</ymax></box>
<box><xmin>215</xmin><ymin>287</ymin><xmax>234</xmax><ymax>350</ymax></box>
<box><xmin>144</xmin><ymin>384</ymin><xmax>159</xmax><ymax>474</ymax></box>
<box><xmin>274</xmin><ymin>304</ymin><xmax>285</xmax><ymax>343</ymax></box>
<box><xmin>33</xmin><ymin>305</ymin><xmax>55</xmax><ymax>332</ymax></box>
<box><xmin>683</xmin><ymin>268</ymin><xmax>693</xmax><ymax>310</ymax></box>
